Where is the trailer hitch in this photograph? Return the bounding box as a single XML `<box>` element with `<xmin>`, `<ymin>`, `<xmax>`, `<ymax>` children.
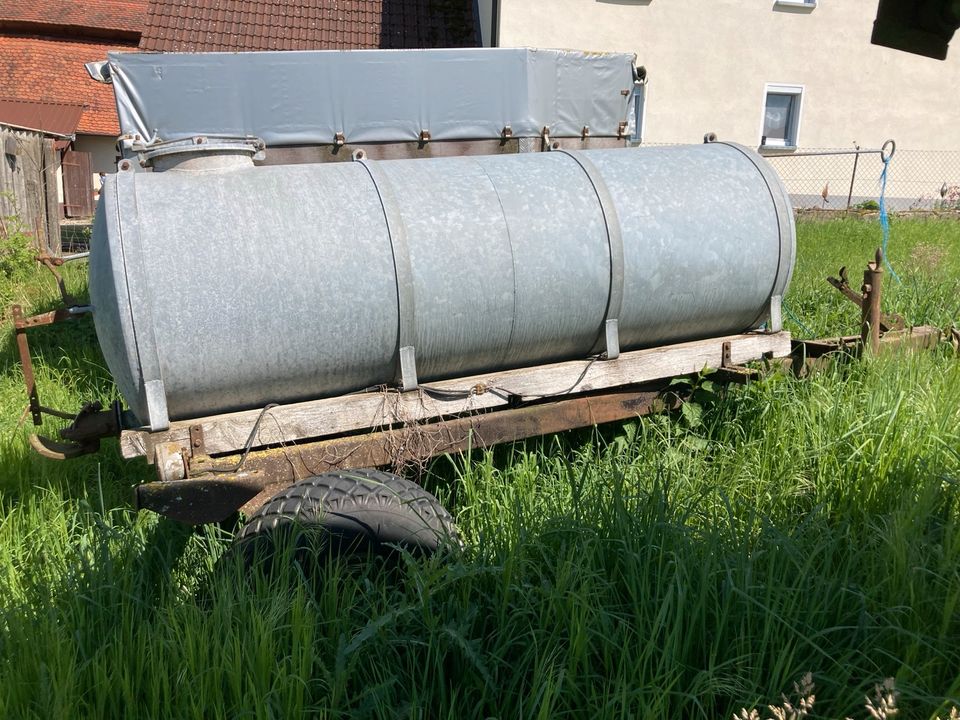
<box><xmin>29</xmin><ymin>401</ymin><xmax>124</xmax><ymax>460</ymax></box>
<box><xmin>12</xmin><ymin>296</ymin><xmax>125</xmax><ymax>460</ymax></box>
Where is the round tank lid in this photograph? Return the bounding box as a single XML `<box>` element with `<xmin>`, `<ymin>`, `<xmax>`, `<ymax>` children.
<box><xmin>134</xmin><ymin>135</ymin><xmax>266</xmax><ymax>171</ymax></box>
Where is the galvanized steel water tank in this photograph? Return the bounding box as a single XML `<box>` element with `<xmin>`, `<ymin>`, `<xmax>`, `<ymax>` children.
<box><xmin>90</xmin><ymin>140</ymin><xmax>795</xmax><ymax>431</ymax></box>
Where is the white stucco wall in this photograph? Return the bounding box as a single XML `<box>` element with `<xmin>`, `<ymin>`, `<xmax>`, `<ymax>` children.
<box><xmin>497</xmin><ymin>1</ymin><xmax>960</xmax><ymax>152</ymax></box>
<box><xmin>74</xmin><ymin>134</ymin><xmax>118</xmax><ymax>174</ymax></box>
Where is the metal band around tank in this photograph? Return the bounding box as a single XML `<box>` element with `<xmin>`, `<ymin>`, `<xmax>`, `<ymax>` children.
<box><xmin>114</xmin><ymin>168</ymin><xmax>170</xmax><ymax>431</ymax></box>
<box><xmin>356</xmin><ymin>157</ymin><xmax>419</xmax><ymax>390</ymax></box>
<box><xmin>557</xmin><ymin>149</ymin><xmax>624</xmax><ymax>359</ymax></box>
<box><xmin>715</xmin><ymin>142</ymin><xmax>796</xmax><ymax>333</ymax></box>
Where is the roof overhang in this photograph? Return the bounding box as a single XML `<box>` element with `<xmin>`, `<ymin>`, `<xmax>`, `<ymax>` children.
<box><xmin>0</xmin><ymin>98</ymin><xmax>83</xmax><ymax>138</ymax></box>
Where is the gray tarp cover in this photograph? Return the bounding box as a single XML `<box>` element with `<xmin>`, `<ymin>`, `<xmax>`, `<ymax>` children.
<box><xmin>108</xmin><ymin>47</ymin><xmax>637</xmax><ymax>145</ymax></box>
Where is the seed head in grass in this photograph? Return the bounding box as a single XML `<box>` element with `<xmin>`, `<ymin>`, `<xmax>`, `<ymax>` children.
<box><xmin>734</xmin><ymin>672</ymin><xmax>815</xmax><ymax>720</ymax></box>
<box><xmin>862</xmin><ymin>678</ymin><xmax>898</xmax><ymax>720</ymax></box>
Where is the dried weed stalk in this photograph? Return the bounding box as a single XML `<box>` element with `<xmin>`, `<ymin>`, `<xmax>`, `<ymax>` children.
<box><xmin>734</xmin><ymin>675</ymin><xmax>958</xmax><ymax>720</ymax></box>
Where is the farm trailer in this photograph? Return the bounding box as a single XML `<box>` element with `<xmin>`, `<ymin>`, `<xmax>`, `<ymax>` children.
<box><xmin>10</xmin><ymin>47</ymin><xmax>865</xmax><ymax>551</ymax></box>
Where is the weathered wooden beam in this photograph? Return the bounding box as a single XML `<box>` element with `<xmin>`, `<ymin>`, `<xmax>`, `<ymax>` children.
<box><xmin>42</xmin><ymin>139</ymin><xmax>60</xmax><ymax>256</ymax></box>
<box><xmin>120</xmin><ymin>331</ymin><xmax>792</xmax><ymax>460</ymax></box>
<box><xmin>137</xmin><ymin>385</ymin><xmax>678</xmax><ymax>524</ymax></box>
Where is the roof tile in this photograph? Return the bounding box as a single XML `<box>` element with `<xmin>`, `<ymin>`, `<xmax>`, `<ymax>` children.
<box><xmin>139</xmin><ymin>0</ymin><xmax>479</xmax><ymax>52</ymax></box>
<box><xmin>0</xmin><ymin>0</ymin><xmax>148</xmax><ymax>35</ymax></box>
<box><xmin>0</xmin><ymin>35</ymin><xmax>133</xmax><ymax>135</ymax></box>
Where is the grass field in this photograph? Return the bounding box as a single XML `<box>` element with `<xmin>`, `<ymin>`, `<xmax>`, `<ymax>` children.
<box><xmin>0</xmin><ymin>216</ymin><xmax>958</xmax><ymax>719</ymax></box>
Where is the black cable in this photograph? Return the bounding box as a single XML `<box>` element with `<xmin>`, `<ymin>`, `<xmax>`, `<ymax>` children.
<box><xmin>420</xmin><ymin>354</ymin><xmax>604</xmax><ymax>402</ymax></box>
<box><xmin>521</xmin><ymin>354</ymin><xmax>603</xmax><ymax>399</ymax></box>
<box><xmin>208</xmin><ymin>402</ymin><xmax>279</xmax><ymax>474</ymax></box>
<box><xmin>205</xmin><ymin>352</ymin><xmax>604</xmax><ymax>475</ymax></box>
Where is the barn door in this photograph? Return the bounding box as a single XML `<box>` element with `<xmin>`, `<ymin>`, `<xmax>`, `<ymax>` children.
<box><xmin>61</xmin><ymin>149</ymin><xmax>94</xmax><ymax>218</ymax></box>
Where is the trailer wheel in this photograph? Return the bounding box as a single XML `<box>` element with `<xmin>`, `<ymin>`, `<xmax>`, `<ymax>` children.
<box><xmin>233</xmin><ymin>469</ymin><xmax>457</xmax><ymax>566</ymax></box>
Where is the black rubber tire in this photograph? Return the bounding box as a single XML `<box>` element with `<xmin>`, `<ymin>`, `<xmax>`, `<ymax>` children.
<box><xmin>234</xmin><ymin>469</ymin><xmax>458</xmax><ymax>563</ymax></box>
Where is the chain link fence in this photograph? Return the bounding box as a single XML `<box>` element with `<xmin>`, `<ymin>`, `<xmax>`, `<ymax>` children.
<box><xmin>763</xmin><ymin>146</ymin><xmax>960</xmax><ymax>211</ymax></box>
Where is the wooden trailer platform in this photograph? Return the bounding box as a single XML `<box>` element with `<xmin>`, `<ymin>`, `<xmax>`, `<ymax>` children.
<box><xmin>129</xmin><ymin>331</ymin><xmax>792</xmax><ymax>523</ymax></box>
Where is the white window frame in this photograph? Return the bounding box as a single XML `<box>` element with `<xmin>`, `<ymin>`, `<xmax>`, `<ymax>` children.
<box><xmin>759</xmin><ymin>83</ymin><xmax>804</xmax><ymax>150</ymax></box>
<box><xmin>773</xmin><ymin>0</ymin><xmax>816</xmax><ymax>9</ymax></box>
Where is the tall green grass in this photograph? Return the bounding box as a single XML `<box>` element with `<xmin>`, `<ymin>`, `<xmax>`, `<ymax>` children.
<box><xmin>0</xmin><ymin>217</ymin><xmax>958</xmax><ymax>719</ymax></box>
<box><xmin>784</xmin><ymin>214</ymin><xmax>960</xmax><ymax>337</ymax></box>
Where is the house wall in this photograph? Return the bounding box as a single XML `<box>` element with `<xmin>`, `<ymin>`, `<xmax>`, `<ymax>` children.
<box><xmin>74</xmin><ymin>134</ymin><xmax>117</xmax><ymax>173</ymax></box>
<box><xmin>496</xmin><ymin>0</ymin><xmax>960</xmax><ymax>206</ymax></box>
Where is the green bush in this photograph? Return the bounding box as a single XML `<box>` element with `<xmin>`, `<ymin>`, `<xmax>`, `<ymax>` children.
<box><xmin>0</xmin><ymin>214</ymin><xmax>36</xmax><ymax>282</ymax></box>
<box><xmin>0</xmin><ymin>212</ymin><xmax>39</xmax><ymax>312</ymax></box>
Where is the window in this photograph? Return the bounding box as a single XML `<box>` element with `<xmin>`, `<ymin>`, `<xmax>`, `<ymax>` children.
<box><xmin>760</xmin><ymin>84</ymin><xmax>803</xmax><ymax>149</ymax></box>
<box><xmin>773</xmin><ymin>0</ymin><xmax>816</xmax><ymax>9</ymax></box>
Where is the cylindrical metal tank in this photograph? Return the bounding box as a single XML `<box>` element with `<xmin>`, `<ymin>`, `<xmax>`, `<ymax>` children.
<box><xmin>90</xmin><ymin>141</ymin><xmax>794</xmax><ymax>431</ymax></box>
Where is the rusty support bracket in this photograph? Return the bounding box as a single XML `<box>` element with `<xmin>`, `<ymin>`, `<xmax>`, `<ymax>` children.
<box><xmin>37</xmin><ymin>254</ymin><xmax>77</xmax><ymax>306</ymax></box>
<box><xmin>13</xmin><ymin>305</ymin><xmax>90</xmax><ymax>329</ymax></box>
<box><xmin>713</xmin><ymin>340</ymin><xmax>760</xmax><ymax>384</ymax></box>
<box><xmin>617</xmin><ymin>121</ymin><xmax>628</xmax><ymax>139</ymax></box>
<box><xmin>12</xmin><ymin>305</ymin><xmax>41</xmax><ymax>425</ymax></box>
<box><xmin>827</xmin><ymin>262</ymin><xmax>904</xmax><ymax>332</ymax></box>
<box><xmin>12</xmin><ymin>293</ymin><xmax>121</xmax><ymax>455</ymax></box>
<box><xmin>189</xmin><ymin>424</ymin><xmax>205</xmax><ymax>457</ymax></box>
<box><xmin>540</xmin><ymin>126</ymin><xmax>551</xmax><ymax>150</ymax></box>
<box><xmin>861</xmin><ymin>248</ymin><xmax>884</xmax><ymax>353</ymax></box>
<box><xmin>418</xmin><ymin>130</ymin><xmax>431</xmax><ymax>146</ymax></box>
<box><xmin>12</xmin><ymin>302</ymin><xmax>93</xmax><ymax>426</ymax></box>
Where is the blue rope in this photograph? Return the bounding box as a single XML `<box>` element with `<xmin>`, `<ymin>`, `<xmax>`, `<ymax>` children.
<box><xmin>782</xmin><ymin>301</ymin><xmax>815</xmax><ymax>338</ymax></box>
<box><xmin>878</xmin><ymin>154</ymin><xmax>902</xmax><ymax>284</ymax></box>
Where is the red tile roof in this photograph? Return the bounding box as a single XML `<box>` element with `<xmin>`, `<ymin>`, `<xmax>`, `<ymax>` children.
<box><xmin>0</xmin><ymin>0</ymin><xmax>148</xmax><ymax>37</ymax></box>
<box><xmin>0</xmin><ymin>35</ymin><xmax>135</xmax><ymax>135</ymax></box>
<box><xmin>139</xmin><ymin>0</ymin><xmax>479</xmax><ymax>52</ymax></box>
<box><xmin>0</xmin><ymin>98</ymin><xmax>85</xmax><ymax>135</ymax></box>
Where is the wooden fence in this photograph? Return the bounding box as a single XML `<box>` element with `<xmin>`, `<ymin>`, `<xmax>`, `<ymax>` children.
<box><xmin>0</xmin><ymin>123</ymin><xmax>60</xmax><ymax>254</ymax></box>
